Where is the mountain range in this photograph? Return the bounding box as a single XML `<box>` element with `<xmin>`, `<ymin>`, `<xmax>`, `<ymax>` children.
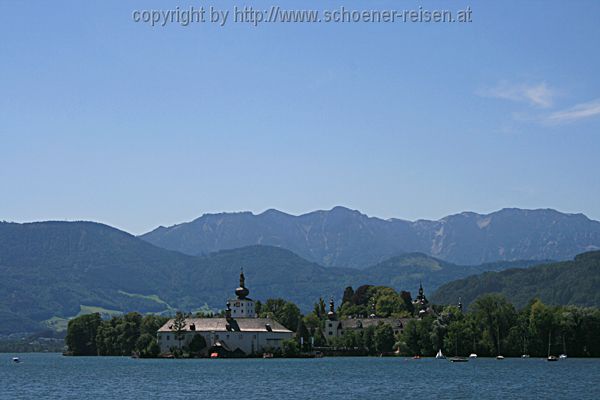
<box><xmin>431</xmin><ymin>251</ymin><xmax>600</xmax><ymax>310</ymax></box>
<box><xmin>140</xmin><ymin>207</ymin><xmax>600</xmax><ymax>267</ymax></box>
<box><xmin>0</xmin><ymin>220</ymin><xmax>539</xmax><ymax>335</ymax></box>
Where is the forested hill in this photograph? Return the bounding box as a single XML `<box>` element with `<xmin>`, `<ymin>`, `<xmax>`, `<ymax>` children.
<box><xmin>431</xmin><ymin>251</ymin><xmax>600</xmax><ymax>309</ymax></box>
<box><xmin>0</xmin><ymin>221</ymin><xmax>543</xmax><ymax>335</ymax></box>
<box><xmin>140</xmin><ymin>206</ymin><xmax>600</xmax><ymax>267</ymax></box>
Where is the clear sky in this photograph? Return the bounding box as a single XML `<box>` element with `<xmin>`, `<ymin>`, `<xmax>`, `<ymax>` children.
<box><xmin>1</xmin><ymin>0</ymin><xmax>599</xmax><ymax>234</ymax></box>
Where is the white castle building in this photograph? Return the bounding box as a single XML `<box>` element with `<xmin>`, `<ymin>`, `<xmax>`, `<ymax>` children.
<box><xmin>157</xmin><ymin>270</ymin><xmax>293</xmax><ymax>355</ymax></box>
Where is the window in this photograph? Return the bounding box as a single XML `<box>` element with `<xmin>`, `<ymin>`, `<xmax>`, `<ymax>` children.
<box><xmin>328</xmin><ymin>332</ymin><xmax>333</xmax><ymax>336</ymax></box>
<box><xmin>328</xmin><ymin>323</ymin><xmax>332</xmax><ymax>327</ymax></box>
<box><xmin>166</xmin><ymin>335</ymin><xmax>170</xmax><ymax>341</ymax></box>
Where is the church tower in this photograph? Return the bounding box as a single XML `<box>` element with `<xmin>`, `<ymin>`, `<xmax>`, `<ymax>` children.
<box><xmin>324</xmin><ymin>297</ymin><xmax>342</xmax><ymax>341</ymax></box>
<box><xmin>228</xmin><ymin>269</ymin><xmax>256</xmax><ymax>318</ymax></box>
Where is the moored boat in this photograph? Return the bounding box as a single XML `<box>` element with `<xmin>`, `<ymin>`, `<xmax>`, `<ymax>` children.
<box><xmin>496</xmin><ymin>355</ymin><xmax>505</xmax><ymax>360</ymax></box>
<box><xmin>12</xmin><ymin>357</ymin><xmax>20</xmax><ymax>363</ymax></box>
<box><xmin>449</xmin><ymin>356</ymin><xmax>469</xmax><ymax>362</ymax></box>
<box><xmin>435</xmin><ymin>349</ymin><xmax>445</xmax><ymax>359</ymax></box>
<box><xmin>559</xmin><ymin>354</ymin><xmax>567</xmax><ymax>360</ymax></box>
<box><xmin>469</xmin><ymin>353</ymin><xmax>477</xmax><ymax>358</ymax></box>
<box><xmin>547</xmin><ymin>332</ymin><xmax>558</xmax><ymax>361</ymax></box>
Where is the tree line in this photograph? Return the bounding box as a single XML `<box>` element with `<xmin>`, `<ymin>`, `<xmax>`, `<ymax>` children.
<box><xmin>65</xmin><ymin>313</ymin><xmax>168</xmax><ymax>357</ymax></box>
<box><xmin>65</xmin><ymin>286</ymin><xmax>600</xmax><ymax>357</ymax></box>
<box><xmin>396</xmin><ymin>294</ymin><xmax>600</xmax><ymax>357</ymax></box>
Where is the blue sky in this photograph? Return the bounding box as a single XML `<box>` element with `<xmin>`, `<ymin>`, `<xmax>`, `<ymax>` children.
<box><xmin>1</xmin><ymin>0</ymin><xmax>599</xmax><ymax>234</ymax></box>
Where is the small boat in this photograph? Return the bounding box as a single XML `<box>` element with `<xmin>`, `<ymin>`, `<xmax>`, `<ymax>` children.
<box><xmin>12</xmin><ymin>357</ymin><xmax>20</xmax><ymax>363</ymax></box>
<box><xmin>469</xmin><ymin>353</ymin><xmax>477</xmax><ymax>359</ymax></box>
<box><xmin>449</xmin><ymin>356</ymin><xmax>469</xmax><ymax>362</ymax></box>
<box><xmin>496</xmin><ymin>355</ymin><xmax>505</xmax><ymax>360</ymax></box>
<box><xmin>521</xmin><ymin>354</ymin><xmax>530</xmax><ymax>358</ymax></box>
<box><xmin>412</xmin><ymin>355</ymin><xmax>421</xmax><ymax>359</ymax></box>
<box><xmin>559</xmin><ymin>354</ymin><xmax>567</xmax><ymax>360</ymax></box>
<box><xmin>210</xmin><ymin>352</ymin><xmax>219</xmax><ymax>358</ymax></box>
<box><xmin>546</xmin><ymin>332</ymin><xmax>558</xmax><ymax>361</ymax></box>
<box><xmin>435</xmin><ymin>349</ymin><xmax>446</xmax><ymax>359</ymax></box>
<box><xmin>262</xmin><ymin>353</ymin><xmax>274</xmax><ymax>359</ymax></box>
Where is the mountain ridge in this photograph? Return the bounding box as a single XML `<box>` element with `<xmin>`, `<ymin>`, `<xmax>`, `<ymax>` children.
<box><xmin>140</xmin><ymin>207</ymin><xmax>600</xmax><ymax>267</ymax></box>
<box><xmin>431</xmin><ymin>251</ymin><xmax>600</xmax><ymax>309</ymax></box>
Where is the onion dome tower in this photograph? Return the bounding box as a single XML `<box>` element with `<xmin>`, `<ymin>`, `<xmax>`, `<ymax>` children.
<box><xmin>327</xmin><ymin>298</ymin><xmax>336</xmax><ymax>320</ymax></box>
<box><xmin>228</xmin><ymin>268</ymin><xmax>256</xmax><ymax>318</ymax></box>
<box><xmin>235</xmin><ymin>268</ymin><xmax>250</xmax><ymax>300</ymax></box>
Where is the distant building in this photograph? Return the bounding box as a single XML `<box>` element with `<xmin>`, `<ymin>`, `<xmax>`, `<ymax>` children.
<box><xmin>412</xmin><ymin>282</ymin><xmax>433</xmax><ymax>317</ymax></box>
<box><xmin>157</xmin><ymin>270</ymin><xmax>293</xmax><ymax>355</ymax></box>
<box><xmin>323</xmin><ymin>298</ymin><xmax>410</xmax><ymax>342</ymax></box>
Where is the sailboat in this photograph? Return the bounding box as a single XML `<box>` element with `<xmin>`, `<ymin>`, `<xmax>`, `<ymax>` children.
<box><xmin>448</xmin><ymin>332</ymin><xmax>468</xmax><ymax>362</ymax></box>
<box><xmin>521</xmin><ymin>335</ymin><xmax>530</xmax><ymax>358</ymax></box>
<box><xmin>559</xmin><ymin>333</ymin><xmax>567</xmax><ymax>359</ymax></box>
<box><xmin>435</xmin><ymin>349</ymin><xmax>446</xmax><ymax>359</ymax></box>
<box><xmin>495</xmin><ymin>325</ymin><xmax>504</xmax><ymax>360</ymax></box>
<box><xmin>469</xmin><ymin>336</ymin><xmax>477</xmax><ymax>358</ymax></box>
<box><xmin>547</xmin><ymin>331</ymin><xmax>558</xmax><ymax>361</ymax></box>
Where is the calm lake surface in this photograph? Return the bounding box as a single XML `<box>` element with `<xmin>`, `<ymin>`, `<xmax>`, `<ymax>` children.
<box><xmin>2</xmin><ymin>353</ymin><xmax>599</xmax><ymax>399</ymax></box>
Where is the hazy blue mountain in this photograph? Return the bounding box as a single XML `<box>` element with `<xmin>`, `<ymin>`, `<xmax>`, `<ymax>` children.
<box><xmin>0</xmin><ymin>221</ymin><xmax>541</xmax><ymax>334</ymax></box>
<box><xmin>140</xmin><ymin>207</ymin><xmax>600</xmax><ymax>267</ymax></box>
<box><xmin>431</xmin><ymin>251</ymin><xmax>600</xmax><ymax>309</ymax></box>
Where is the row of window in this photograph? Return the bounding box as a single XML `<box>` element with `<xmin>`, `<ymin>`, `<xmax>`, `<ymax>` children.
<box><xmin>161</xmin><ymin>333</ymin><xmax>265</xmax><ymax>342</ymax></box>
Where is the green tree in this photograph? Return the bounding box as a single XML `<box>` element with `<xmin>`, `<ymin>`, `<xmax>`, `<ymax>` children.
<box><xmin>375</xmin><ymin>294</ymin><xmax>403</xmax><ymax>317</ymax></box>
<box><xmin>313</xmin><ymin>298</ymin><xmax>327</xmax><ymax>319</ymax></box>
<box><xmin>261</xmin><ymin>298</ymin><xmax>301</xmax><ymax>331</ymax></box>
<box><xmin>66</xmin><ymin>313</ymin><xmax>102</xmax><ymax>356</ymax></box>
<box><xmin>254</xmin><ymin>300</ymin><xmax>262</xmax><ymax>316</ymax></box>
<box><xmin>281</xmin><ymin>338</ymin><xmax>299</xmax><ymax>357</ymax></box>
<box><xmin>363</xmin><ymin>325</ymin><xmax>376</xmax><ymax>355</ymax></box>
<box><xmin>303</xmin><ymin>313</ymin><xmax>321</xmax><ymax>335</ymax></box>
<box><xmin>135</xmin><ymin>333</ymin><xmax>160</xmax><ymax>358</ymax></box>
<box><xmin>342</xmin><ymin>286</ymin><xmax>354</xmax><ymax>305</ymax></box>
<box><xmin>470</xmin><ymin>294</ymin><xmax>516</xmax><ymax>356</ymax></box>
<box><xmin>188</xmin><ymin>334</ymin><xmax>207</xmax><ymax>355</ymax></box>
<box><xmin>172</xmin><ymin>311</ymin><xmax>187</xmax><ymax>349</ymax></box>
<box><xmin>296</xmin><ymin>316</ymin><xmax>310</xmax><ymax>350</ymax></box>
<box><xmin>140</xmin><ymin>315</ymin><xmax>169</xmax><ymax>336</ymax></box>
<box><xmin>397</xmin><ymin>319</ymin><xmax>420</xmax><ymax>356</ymax></box>
<box><xmin>374</xmin><ymin>323</ymin><xmax>396</xmax><ymax>353</ymax></box>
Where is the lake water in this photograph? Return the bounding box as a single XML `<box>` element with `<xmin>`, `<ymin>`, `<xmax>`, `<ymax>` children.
<box><xmin>1</xmin><ymin>354</ymin><xmax>599</xmax><ymax>399</ymax></box>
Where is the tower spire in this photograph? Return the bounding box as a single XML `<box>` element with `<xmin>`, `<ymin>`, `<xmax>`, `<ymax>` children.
<box><xmin>327</xmin><ymin>297</ymin><xmax>336</xmax><ymax>320</ymax></box>
<box><xmin>235</xmin><ymin>267</ymin><xmax>250</xmax><ymax>299</ymax></box>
